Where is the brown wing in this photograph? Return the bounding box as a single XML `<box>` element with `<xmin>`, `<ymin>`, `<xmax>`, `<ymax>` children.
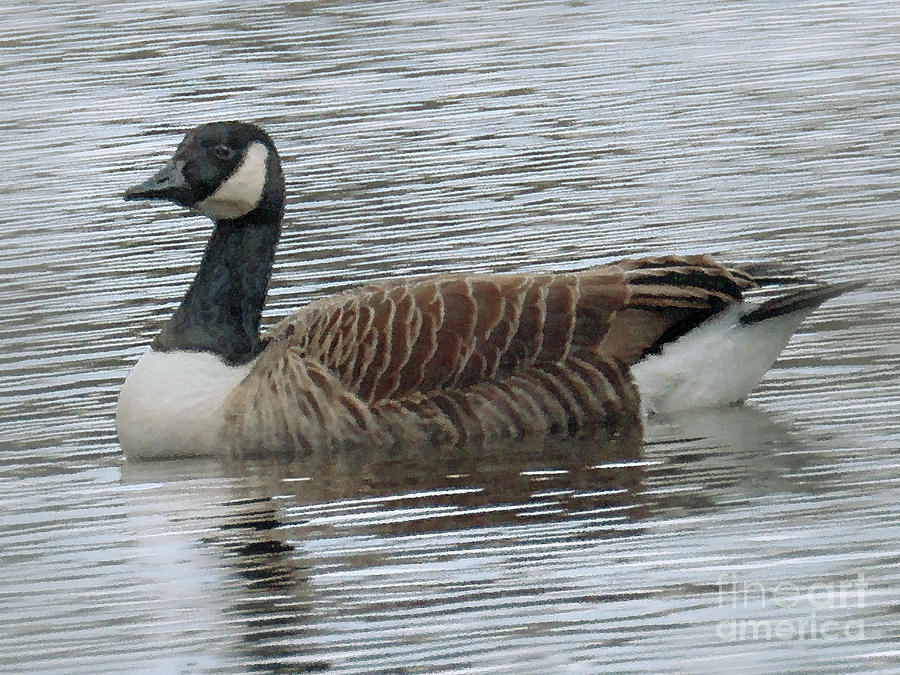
<box><xmin>600</xmin><ymin>254</ymin><xmax>755</xmax><ymax>360</ymax></box>
<box><xmin>224</xmin><ymin>254</ymin><xmax>755</xmax><ymax>453</ymax></box>
<box><xmin>264</xmin><ymin>253</ymin><xmax>754</xmax><ymax>404</ymax></box>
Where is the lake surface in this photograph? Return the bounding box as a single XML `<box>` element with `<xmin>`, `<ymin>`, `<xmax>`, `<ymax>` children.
<box><xmin>1</xmin><ymin>1</ymin><xmax>899</xmax><ymax>672</ymax></box>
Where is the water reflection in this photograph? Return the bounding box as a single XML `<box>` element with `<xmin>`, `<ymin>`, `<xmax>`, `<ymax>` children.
<box><xmin>643</xmin><ymin>405</ymin><xmax>838</xmax><ymax>512</ymax></box>
<box><xmin>122</xmin><ymin>423</ymin><xmax>647</xmax><ymax>539</ymax></box>
<box><xmin>120</xmin><ymin>425</ymin><xmax>649</xmax><ymax>669</ymax></box>
<box><xmin>212</xmin><ymin>497</ymin><xmax>326</xmax><ymax>672</ymax></box>
<box><xmin>240</xmin><ymin>423</ymin><xmax>646</xmax><ymax>535</ymax></box>
<box><xmin>116</xmin><ymin>405</ymin><xmax>844</xmax><ymax>671</ymax></box>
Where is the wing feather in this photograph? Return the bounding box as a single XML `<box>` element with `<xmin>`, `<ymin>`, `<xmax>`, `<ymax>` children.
<box><xmin>263</xmin><ymin>256</ymin><xmax>755</xmax><ymax>403</ymax></box>
<box><xmin>224</xmin><ymin>255</ymin><xmax>761</xmax><ymax>452</ymax></box>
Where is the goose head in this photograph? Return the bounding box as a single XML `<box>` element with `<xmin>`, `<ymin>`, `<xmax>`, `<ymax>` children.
<box><xmin>124</xmin><ymin>121</ymin><xmax>285</xmax><ymax>223</ymax></box>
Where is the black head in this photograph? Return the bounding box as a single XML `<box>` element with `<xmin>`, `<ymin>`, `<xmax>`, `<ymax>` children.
<box><xmin>124</xmin><ymin>122</ymin><xmax>284</xmax><ymax>222</ymax></box>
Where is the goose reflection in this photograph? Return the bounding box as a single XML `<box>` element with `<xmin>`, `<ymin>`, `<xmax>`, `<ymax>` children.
<box><xmin>209</xmin><ymin>494</ymin><xmax>329</xmax><ymax>672</ymax></box>
<box><xmin>119</xmin><ymin>406</ymin><xmax>836</xmax><ymax>671</ymax></box>
<box><xmin>642</xmin><ymin>404</ymin><xmax>838</xmax><ymax>513</ymax></box>
<box><xmin>219</xmin><ymin>420</ymin><xmax>647</xmax><ymax>538</ymax></box>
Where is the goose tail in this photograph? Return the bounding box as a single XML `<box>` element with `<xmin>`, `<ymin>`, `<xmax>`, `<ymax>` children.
<box><xmin>739</xmin><ymin>280</ymin><xmax>865</xmax><ymax>325</ymax></box>
<box><xmin>631</xmin><ymin>280</ymin><xmax>864</xmax><ymax>415</ymax></box>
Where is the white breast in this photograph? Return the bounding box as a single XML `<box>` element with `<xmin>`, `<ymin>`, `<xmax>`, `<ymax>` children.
<box><xmin>116</xmin><ymin>349</ymin><xmax>253</xmax><ymax>459</ymax></box>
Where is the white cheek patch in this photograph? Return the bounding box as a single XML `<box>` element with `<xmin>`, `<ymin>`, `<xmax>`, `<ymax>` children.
<box><xmin>196</xmin><ymin>141</ymin><xmax>269</xmax><ymax>220</ymax></box>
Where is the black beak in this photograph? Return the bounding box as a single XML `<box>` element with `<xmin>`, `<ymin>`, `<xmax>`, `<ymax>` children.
<box><xmin>124</xmin><ymin>159</ymin><xmax>191</xmax><ymax>203</ymax></box>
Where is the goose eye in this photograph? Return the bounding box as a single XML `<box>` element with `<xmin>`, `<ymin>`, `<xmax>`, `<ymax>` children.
<box><xmin>214</xmin><ymin>145</ymin><xmax>233</xmax><ymax>160</ymax></box>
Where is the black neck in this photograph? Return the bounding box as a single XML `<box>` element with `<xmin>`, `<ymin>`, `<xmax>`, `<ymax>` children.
<box><xmin>152</xmin><ymin>205</ymin><xmax>282</xmax><ymax>365</ymax></box>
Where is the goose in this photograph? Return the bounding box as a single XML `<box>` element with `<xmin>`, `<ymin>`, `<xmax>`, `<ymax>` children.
<box><xmin>117</xmin><ymin>121</ymin><xmax>860</xmax><ymax>459</ymax></box>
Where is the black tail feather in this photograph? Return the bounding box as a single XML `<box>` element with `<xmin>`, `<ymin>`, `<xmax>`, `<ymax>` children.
<box><xmin>723</xmin><ymin>260</ymin><xmax>813</xmax><ymax>286</ymax></box>
<box><xmin>739</xmin><ymin>281</ymin><xmax>865</xmax><ymax>325</ymax></box>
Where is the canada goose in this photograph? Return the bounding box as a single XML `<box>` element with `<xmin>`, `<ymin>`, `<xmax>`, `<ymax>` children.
<box><xmin>117</xmin><ymin>121</ymin><xmax>860</xmax><ymax>459</ymax></box>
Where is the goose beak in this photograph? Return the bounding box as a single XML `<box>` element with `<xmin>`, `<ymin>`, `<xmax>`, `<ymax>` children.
<box><xmin>124</xmin><ymin>159</ymin><xmax>190</xmax><ymax>204</ymax></box>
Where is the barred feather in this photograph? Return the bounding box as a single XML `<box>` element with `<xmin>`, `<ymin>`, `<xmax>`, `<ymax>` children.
<box><xmin>222</xmin><ymin>255</ymin><xmax>763</xmax><ymax>454</ymax></box>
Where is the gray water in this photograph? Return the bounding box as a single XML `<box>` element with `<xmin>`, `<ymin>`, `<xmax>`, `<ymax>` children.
<box><xmin>1</xmin><ymin>1</ymin><xmax>899</xmax><ymax>672</ymax></box>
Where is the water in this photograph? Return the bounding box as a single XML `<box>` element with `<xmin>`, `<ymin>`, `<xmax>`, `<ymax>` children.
<box><xmin>1</xmin><ymin>1</ymin><xmax>899</xmax><ymax>672</ymax></box>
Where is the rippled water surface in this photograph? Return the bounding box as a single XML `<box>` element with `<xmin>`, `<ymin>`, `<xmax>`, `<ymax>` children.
<box><xmin>2</xmin><ymin>1</ymin><xmax>899</xmax><ymax>672</ymax></box>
